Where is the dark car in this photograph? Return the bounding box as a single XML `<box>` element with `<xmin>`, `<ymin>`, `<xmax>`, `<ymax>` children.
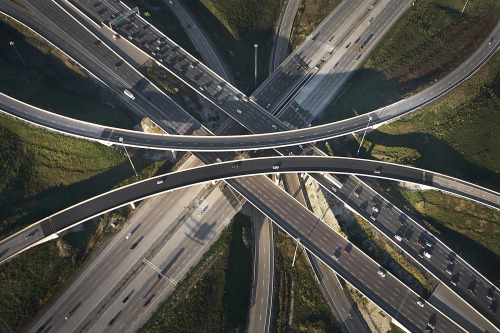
<box><xmin>130</xmin><ymin>242</ymin><xmax>139</xmax><ymax>250</ymax></box>
<box><xmin>142</xmin><ymin>300</ymin><xmax>151</xmax><ymax>309</ymax></box>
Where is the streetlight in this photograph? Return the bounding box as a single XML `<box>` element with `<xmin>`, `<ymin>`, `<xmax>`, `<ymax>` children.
<box><xmin>119</xmin><ymin>137</ymin><xmax>138</xmax><ymax>177</ymax></box>
<box><xmin>461</xmin><ymin>0</ymin><xmax>469</xmax><ymax>14</ymax></box>
<box><xmin>292</xmin><ymin>237</ymin><xmax>300</xmax><ymax>267</ymax></box>
<box><xmin>254</xmin><ymin>44</ymin><xmax>258</xmax><ymax>86</ymax></box>
<box><xmin>356</xmin><ymin>116</ymin><xmax>372</xmax><ymax>156</ymax></box>
<box><xmin>9</xmin><ymin>41</ymin><xmax>27</xmax><ymax>68</ymax></box>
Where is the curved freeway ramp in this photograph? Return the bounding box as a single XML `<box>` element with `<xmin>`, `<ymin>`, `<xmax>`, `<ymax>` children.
<box><xmin>1</xmin><ymin>155</ymin><xmax>498</xmax><ymax>265</ymax></box>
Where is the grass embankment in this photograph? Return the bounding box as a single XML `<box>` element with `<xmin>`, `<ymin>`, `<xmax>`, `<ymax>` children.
<box><xmin>140</xmin><ymin>214</ymin><xmax>253</xmax><ymax>332</ymax></box>
<box><xmin>124</xmin><ymin>0</ymin><xmax>200</xmax><ymax>59</ymax></box>
<box><xmin>0</xmin><ymin>113</ymin><xmax>173</xmax><ymax>332</ymax></box>
<box><xmin>274</xmin><ymin>231</ymin><xmax>340</xmax><ymax>333</ymax></box>
<box><xmin>290</xmin><ymin>0</ymin><xmax>341</xmax><ymax>50</ymax></box>
<box><xmin>375</xmin><ymin>185</ymin><xmax>500</xmax><ymax>284</ymax></box>
<box><xmin>0</xmin><ymin>16</ymin><xmax>137</xmax><ymax>128</ymax></box>
<box><xmin>326</xmin><ymin>48</ymin><xmax>500</xmax><ymax>285</ymax></box>
<box><xmin>182</xmin><ymin>0</ymin><xmax>282</xmax><ymax>90</ymax></box>
<box><xmin>319</xmin><ymin>0</ymin><xmax>500</xmax><ymax>122</ymax></box>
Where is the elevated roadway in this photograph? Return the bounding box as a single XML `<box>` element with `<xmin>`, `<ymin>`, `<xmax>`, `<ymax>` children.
<box><xmin>2</xmin><ymin>156</ymin><xmax>499</xmax><ymax>265</ymax></box>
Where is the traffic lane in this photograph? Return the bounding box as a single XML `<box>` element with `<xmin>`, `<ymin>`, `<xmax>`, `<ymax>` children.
<box><xmin>228</xmin><ymin>176</ymin><xmax>462</xmax><ymax>333</ymax></box>
<box><xmin>16</xmin><ymin>0</ymin><xmax>200</xmax><ymax>135</ymax></box>
<box><xmin>327</xmin><ymin>176</ymin><xmax>500</xmax><ymax>328</ymax></box>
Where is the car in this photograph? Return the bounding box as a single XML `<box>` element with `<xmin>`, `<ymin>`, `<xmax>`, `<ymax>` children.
<box><xmin>234</xmin><ymin>95</ymin><xmax>240</xmax><ymax>101</ymax></box>
<box><xmin>394</xmin><ymin>234</ymin><xmax>402</xmax><ymax>241</ymax></box>
<box><xmin>489</xmin><ymin>37</ymin><xmax>494</xmax><ymax>45</ymax></box>
<box><xmin>236</xmin><ymin>109</ymin><xmax>242</xmax><ymax>114</ymax></box>
<box><xmin>232</xmin><ymin>163</ymin><xmax>239</xmax><ymax>168</ymax></box>
<box><xmin>446</xmin><ymin>263</ymin><xmax>454</xmax><ymax>274</ymax></box>
<box><xmin>128</xmin><ymin>35</ymin><xmax>133</xmax><ymax>41</ymax></box>
<box><xmin>272</xmin><ymin>165</ymin><xmax>280</xmax><ymax>170</ymax></box>
<box><xmin>345</xmin><ymin>42</ymin><xmax>352</xmax><ymax>48</ymax></box>
<box><xmin>332</xmin><ymin>62</ymin><xmax>339</xmax><ymax>70</ymax></box>
<box><xmin>417</xmin><ymin>299</ymin><xmax>425</xmax><ymax>307</ymax></box>
<box><xmin>126</xmin><ymin>232</ymin><xmax>133</xmax><ymax>239</ymax></box>
<box><xmin>266</xmin><ymin>103</ymin><xmax>271</xmax><ymax>109</ymax></box>
<box><xmin>368</xmin><ymin>17</ymin><xmax>374</xmax><ymax>24</ymax></box>
<box><xmin>343</xmin><ymin>248</ymin><xmax>349</xmax><ymax>254</ymax></box>
<box><xmin>156</xmin><ymin>46</ymin><xmax>161</xmax><ymax>50</ymax></box>
<box><xmin>355</xmin><ymin>54</ymin><xmax>362</xmax><ymax>61</ymax></box>
<box><xmin>372</xmin><ymin>205</ymin><xmax>379</xmax><ymax>212</ymax></box>
<box><xmin>427</xmin><ymin>323</ymin><xmax>435</xmax><ymax>329</ymax></box>
<box><xmin>328</xmin><ymin>35</ymin><xmax>335</xmax><ymax>42</ymax></box>
<box><xmin>65</xmin><ymin>311</ymin><xmax>72</xmax><ymax>320</ymax></box>
<box><xmin>157</xmin><ymin>38</ymin><xmax>162</xmax><ymax>43</ymax></box>
<box><xmin>374</xmin><ymin>169</ymin><xmax>381</xmax><ymax>174</ymax></box>
<box><xmin>157</xmin><ymin>179</ymin><xmax>164</xmax><ymax>185</ymax></box>
<box><xmin>242</xmin><ymin>96</ymin><xmax>249</xmax><ymax>102</ymax></box>
<box><xmin>487</xmin><ymin>287</ymin><xmax>496</xmax><ymax>300</ymax></box>
<box><xmin>377</xmin><ymin>269</ymin><xmax>386</xmax><ymax>278</ymax></box>
<box><xmin>169</xmin><ymin>0</ymin><xmax>173</xmax><ymax>4</ymax></box>
<box><xmin>199</xmin><ymin>86</ymin><xmax>205</xmax><ymax>91</ymax></box>
<box><xmin>271</xmin><ymin>124</ymin><xmax>278</xmax><ymax>130</ymax></box>
<box><xmin>122</xmin><ymin>296</ymin><xmax>129</xmax><ymax>303</ymax></box>
<box><xmin>423</xmin><ymin>250</ymin><xmax>432</xmax><ymax>259</ymax></box>
<box><xmin>130</xmin><ymin>242</ymin><xmax>138</xmax><ymax>250</ymax></box>
<box><xmin>451</xmin><ymin>273</ymin><xmax>460</xmax><ymax>286</ymax></box>
<box><xmin>354</xmin><ymin>186</ymin><xmax>362</xmax><ymax>197</ymax></box>
<box><xmin>312</xmin><ymin>33</ymin><xmax>319</xmax><ymax>41</ymax></box>
<box><xmin>113</xmin><ymin>34</ymin><xmax>119</xmax><ymax>40</ymax></box>
<box><xmin>94</xmin><ymin>40</ymin><xmax>100</xmax><ymax>46</ymax></box>
<box><xmin>332</xmin><ymin>247</ymin><xmax>340</xmax><ymax>260</ymax></box>
<box><xmin>355</xmin><ymin>37</ymin><xmax>360</xmax><ymax>44</ymax></box>
<box><xmin>217</xmin><ymin>84</ymin><xmax>223</xmax><ymax>89</ymax></box>
<box><xmin>189</xmin><ymin>63</ymin><xmax>195</xmax><ymax>68</ymax></box>
<box><xmin>142</xmin><ymin>300</ymin><xmax>151</xmax><ymax>309</ymax></box>
<box><xmin>370</xmin><ymin>216</ymin><xmax>376</xmax><ymax>221</ymax></box>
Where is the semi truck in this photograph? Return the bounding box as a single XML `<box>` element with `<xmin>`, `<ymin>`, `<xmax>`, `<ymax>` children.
<box><xmin>140</xmin><ymin>274</ymin><xmax>161</xmax><ymax>299</ymax></box>
<box><xmin>124</xmin><ymin>89</ymin><xmax>136</xmax><ymax>100</ymax></box>
<box><xmin>323</xmin><ymin>173</ymin><xmax>343</xmax><ymax>190</ymax></box>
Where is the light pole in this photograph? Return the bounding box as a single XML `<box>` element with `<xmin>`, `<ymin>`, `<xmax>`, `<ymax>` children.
<box><xmin>292</xmin><ymin>237</ymin><xmax>300</xmax><ymax>267</ymax></box>
<box><xmin>119</xmin><ymin>137</ymin><xmax>138</xmax><ymax>177</ymax></box>
<box><xmin>9</xmin><ymin>41</ymin><xmax>27</xmax><ymax>68</ymax></box>
<box><xmin>356</xmin><ymin>116</ymin><xmax>372</xmax><ymax>156</ymax></box>
<box><xmin>254</xmin><ymin>44</ymin><xmax>258</xmax><ymax>86</ymax></box>
<box><xmin>461</xmin><ymin>0</ymin><xmax>469</xmax><ymax>13</ymax></box>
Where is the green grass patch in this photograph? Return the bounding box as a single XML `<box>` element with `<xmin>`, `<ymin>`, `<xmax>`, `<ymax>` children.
<box><xmin>140</xmin><ymin>213</ymin><xmax>253</xmax><ymax>332</ymax></box>
<box><xmin>351</xmin><ymin>51</ymin><xmax>500</xmax><ymax>190</ymax></box>
<box><xmin>182</xmin><ymin>0</ymin><xmax>282</xmax><ymax>91</ymax></box>
<box><xmin>381</xmin><ymin>187</ymin><xmax>500</xmax><ymax>284</ymax></box>
<box><xmin>274</xmin><ymin>230</ymin><xmax>340</xmax><ymax>333</ymax></box>
<box><xmin>290</xmin><ymin>0</ymin><xmax>342</xmax><ymax>50</ymax></box>
<box><xmin>318</xmin><ymin>0</ymin><xmax>500</xmax><ymax>122</ymax></box>
<box><xmin>0</xmin><ymin>148</ymin><xmax>170</xmax><ymax>332</ymax></box>
<box><xmin>124</xmin><ymin>0</ymin><xmax>200</xmax><ymax>59</ymax></box>
<box><xmin>0</xmin><ymin>16</ymin><xmax>138</xmax><ymax>128</ymax></box>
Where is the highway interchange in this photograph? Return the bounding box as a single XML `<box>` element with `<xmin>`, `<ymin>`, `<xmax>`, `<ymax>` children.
<box><xmin>0</xmin><ymin>0</ymin><xmax>498</xmax><ymax>330</ymax></box>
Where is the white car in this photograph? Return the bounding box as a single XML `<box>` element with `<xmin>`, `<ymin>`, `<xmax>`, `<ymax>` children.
<box><xmin>112</xmin><ymin>34</ymin><xmax>119</xmax><ymax>40</ymax></box>
<box><xmin>236</xmin><ymin>109</ymin><xmax>242</xmax><ymax>114</ymax></box>
<box><xmin>126</xmin><ymin>232</ymin><xmax>133</xmax><ymax>239</ymax></box>
<box><xmin>372</xmin><ymin>206</ymin><xmax>379</xmax><ymax>212</ymax></box>
<box><xmin>394</xmin><ymin>235</ymin><xmax>402</xmax><ymax>241</ymax></box>
<box><xmin>377</xmin><ymin>270</ymin><xmax>386</xmax><ymax>278</ymax></box>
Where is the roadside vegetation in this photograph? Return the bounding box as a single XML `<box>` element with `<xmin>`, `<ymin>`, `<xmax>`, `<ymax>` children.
<box><xmin>0</xmin><ymin>16</ymin><xmax>138</xmax><ymax>128</ymax></box>
<box><xmin>140</xmin><ymin>214</ymin><xmax>253</xmax><ymax>332</ymax></box>
<box><xmin>290</xmin><ymin>0</ymin><xmax>341</xmax><ymax>49</ymax></box>
<box><xmin>369</xmin><ymin>183</ymin><xmax>500</xmax><ymax>284</ymax></box>
<box><xmin>274</xmin><ymin>230</ymin><xmax>340</xmax><ymax>333</ymax></box>
<box><xmin>323</xmin><ymin>49</ymin><xmax>500</xmax><ymax>283</ymax></box>
<box><xmin>319</xmin><ymin>0</ymin><xmax>500</xmax><ymax>122</ymax></box>
<box><xmin>182</xmin><ymin>0</ymin><xmax>282</xmax><ymax>90</ymax></box>
<box><xmin>0</xmin><ymin>113</ymin><xmax>173</xmax><ymax>332</ymax></box>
